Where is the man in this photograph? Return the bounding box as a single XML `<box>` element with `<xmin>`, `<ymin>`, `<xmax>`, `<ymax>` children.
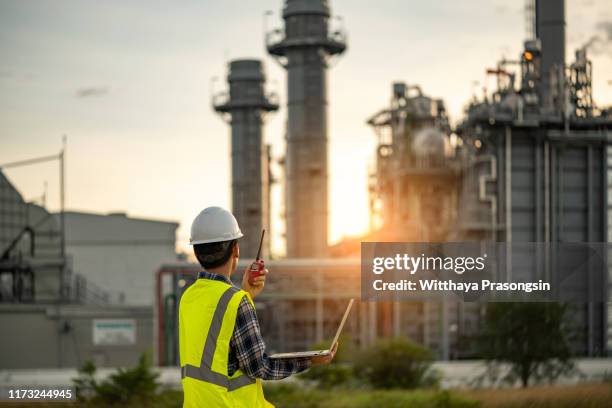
<box><xmin>180</xmin><ymin>206</ymin><xmax>336</xmax><ymax>407</ymax></box>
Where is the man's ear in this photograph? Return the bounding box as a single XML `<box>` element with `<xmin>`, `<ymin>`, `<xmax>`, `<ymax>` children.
<box><xmin>233</xmin><ymin>241</ymin><xmax>240</xmax><ymax>258</ymax></box>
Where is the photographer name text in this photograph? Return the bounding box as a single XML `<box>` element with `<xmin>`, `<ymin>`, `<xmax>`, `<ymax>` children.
<box><xmin>372</xmin><ymin>279</ymin><xmax>551</xmax><ymax>293</ymax></box>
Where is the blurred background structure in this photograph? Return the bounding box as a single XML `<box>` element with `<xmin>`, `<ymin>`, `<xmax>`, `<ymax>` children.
<box><xmin>0</xmin><ymin>166</ymin><xmax>178</xmax><ymax>368</ymax></box>
<box><xmin>213</xmin><ymin>59</ymin><xmax>278</xmax><ymax>259</ymax></box>
<box><xmin>359</xmin><ymin>0</ymin><xmax>611</xmax><ymax>358</ymax></box>
<box><xmin>1</xmin><ymin>0</ymin><xmax>612</xmax><ymax>375</ymax></box>
<box><xmin>267</xmin><ymin>0</ymin><xmax>347</xmax><ymax>257</ymax></box>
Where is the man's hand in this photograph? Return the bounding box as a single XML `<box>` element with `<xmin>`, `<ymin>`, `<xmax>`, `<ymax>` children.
<box><xmin>241</xmin><ymin>265</ymin><xmax>268</xmax><ymax>299</ymax></box>
<box><xmin>311</xmin><ymin>342</ymin><xmax>338</xmax><ymax>366</ymax></box>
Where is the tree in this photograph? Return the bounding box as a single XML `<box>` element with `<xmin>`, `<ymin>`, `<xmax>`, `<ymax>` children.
<box><xmin>476</xmin><ymin>302</ymin><xmax>574</xmax><ymax>388</ymax></box>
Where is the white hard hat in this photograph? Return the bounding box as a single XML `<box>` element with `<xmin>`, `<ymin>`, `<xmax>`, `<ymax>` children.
<box><xmin>189</xmin><ymin>206</ymin><xmax>243</xmax><ymax>245</ymax></box>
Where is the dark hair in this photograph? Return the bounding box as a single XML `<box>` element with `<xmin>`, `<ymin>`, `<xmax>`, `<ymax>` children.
<box><xmin>194</xmin><ymin>239</ymin><xmax>237</xmax><ymax>269</ymax></box>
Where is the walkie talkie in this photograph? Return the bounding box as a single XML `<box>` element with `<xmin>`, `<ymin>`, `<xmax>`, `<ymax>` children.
<box><xmin>248</xmin><ymin>229</ymin><xmax>265</xmax><ymax>285</ymax></box>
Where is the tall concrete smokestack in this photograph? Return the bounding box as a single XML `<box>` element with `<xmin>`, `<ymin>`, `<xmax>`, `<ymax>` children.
<box><xmin>267</xmin><ymin>0</ymin><xmax>346</xmax><ymax>257</ymax></box>
<box><xmin>213</xmin><ymin>59</ymin><xmax>278</xmax><ymax>258</ymax></box>
<box><xmin>535</xmin><ymin>0</ymin><xmax>566</xmax><ymax>106</ymax></box>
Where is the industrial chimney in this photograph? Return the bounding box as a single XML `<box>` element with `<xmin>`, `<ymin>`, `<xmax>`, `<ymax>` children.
<box><xmin>535</xmin><ymin>0</ymin><xmax>566</xmax><ymax>108</ymax></box>
<box><xmin>267</xmin><ymin>0</ymin><xmax>347</xmax><ymax>257</ymax></box>
<box><xmin>213</xmin><ymin>59</ymin><xmax>278</xmax><ymax>258</ymax></box>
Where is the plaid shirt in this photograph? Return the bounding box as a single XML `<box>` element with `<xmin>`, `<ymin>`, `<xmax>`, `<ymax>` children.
<box><xmin>197</xmin><ymin>271</ymin><xmax>311</xmax><ymax>380</ymax></box>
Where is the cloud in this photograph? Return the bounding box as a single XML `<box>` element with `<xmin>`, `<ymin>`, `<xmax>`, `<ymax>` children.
<box><xmin>75</xmin><ymin>86</ymin><xmax>110</xmax><ymax>98</ymax></box>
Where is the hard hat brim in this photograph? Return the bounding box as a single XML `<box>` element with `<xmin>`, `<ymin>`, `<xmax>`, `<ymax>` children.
<box><xmin>189</xmin><ymin>231</ymin><xmax>244</xmax><ymax>245</ymax></box>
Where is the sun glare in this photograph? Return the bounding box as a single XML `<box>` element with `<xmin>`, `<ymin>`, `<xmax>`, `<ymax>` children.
<box><xmin>329</xmin><ymin>171</ymin><xmax>370</xmax><ymax>244</ymax></box>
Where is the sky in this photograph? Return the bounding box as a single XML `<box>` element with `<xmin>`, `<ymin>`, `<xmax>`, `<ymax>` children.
<box><xmin>1</xmin><ymin>0</ymin><xmax>611</xmax><ymax>256</ymax></box>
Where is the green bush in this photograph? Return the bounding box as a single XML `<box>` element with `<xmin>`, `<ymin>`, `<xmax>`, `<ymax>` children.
<box><xmin>72</xmin><ymin>353</ymin><xmax>161</xmax><ymax>406</ymax></box>
<box><xmin>94</xmin><ymin>353</ymin><xmax>159</xmax><ymax>404</ymax></box>
<box><xmin>73</xmin><ymin>360</ymin><xmax>97</xmax><ymax>402</ymax></box>
<box><xmin>354</xmin><ymin>337</ymin><xmax>435</xmax><ymax>389</ymax></box>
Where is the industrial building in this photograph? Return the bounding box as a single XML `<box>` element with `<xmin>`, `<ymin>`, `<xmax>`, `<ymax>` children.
<box><xmin>63</xmin><ymin>211</ymin><xmax>178</xmax><ymax>306</ymax></box>
<box><xmin>458</xmin><ymin>0</ymin><xmax>611</xmax><ymax>357</ymax></box>
<box><xmin>365</xmin><ymin>0</ymin><xmax>612</xmax><ymax>357</ymax></box>
<box><xmin>0</xmin><ymin>171</ymin><xmax>177</xmax><ymax>368</ymax></box>
<box><xmin>1</xmin><ymin>170</ymin><xmax>64</xmax><ymax>304</ymax></box>
<box><xmin>0</xmin><ymin>302</ymin><xmax>153</xmax><ymax>369</ymax></box>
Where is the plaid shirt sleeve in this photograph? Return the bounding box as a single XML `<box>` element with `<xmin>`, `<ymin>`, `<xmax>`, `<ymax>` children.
<box><xmin>229</xmin><ymin>295</ymin><xmax>311</xmax><ymax>380</ymax></box>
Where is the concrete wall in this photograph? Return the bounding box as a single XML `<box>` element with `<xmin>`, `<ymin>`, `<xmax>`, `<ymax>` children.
<box><xmin>61</xmin><ymin>212</ymin><xmax>178</xmax><ymax>306</ymax></box>
<box><xmin>0</xmin><ymin>304</ymin><xmax>153</xmax><ymax>369</ymax></box>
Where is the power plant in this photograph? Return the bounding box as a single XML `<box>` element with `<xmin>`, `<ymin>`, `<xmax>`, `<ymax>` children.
<box><xmin>1</xmin><ymin>0</ymin><xmax>612</xmax><ymax>372</ymax></box>
<box><xmin>149</xmin><ymin>0</ymin><xmax>612</xmax><ymax>363</ymax></box>
<box><xmin>365</xmin><ymin>0</ymin><xmax>611</xmax><ymax>357</ymax></box>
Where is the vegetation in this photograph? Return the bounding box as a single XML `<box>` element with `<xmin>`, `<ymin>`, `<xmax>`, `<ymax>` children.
<box><xmin>264</xmin><ymin>383</ymin><xmax>612</xmax><ymax>408</ymax></box>
<box><xmin>72</xmin><ymin>353</ymin><xmax>170</xmax><ymax>406</ymax></box>
<box><xmin>264</xmin><ymin>383</ymin><xmax>478</xmax><ymax>408</ymax></box>
<box><xmin>9</xmin><ymin>333</ymin><xmax>603</xmax><ymax>408</ymax></box>
<box><xmin>354</xmin><ymin>337</ymin><xmax>437</xmax><ymax>389</ymax></box>
<box><xmin>458</xmin><ymin>383</ymin><xmax>612</xmax><ymax>408</ymax></box>
<box><xmin>475</xmin><ymin>303</ymin><xmax>575</xmax><ymax>387</ymax></box>
<box><xmin>8</xmin><ymin>381</ymin><xmax>612</xmax><ymax>407</ymax></box>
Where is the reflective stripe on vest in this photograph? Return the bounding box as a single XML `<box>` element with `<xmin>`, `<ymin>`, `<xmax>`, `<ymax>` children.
<box><xmin>181</xmin><ymin>286</ymin><xmax>256</xmax><ymax>391</ymax></box>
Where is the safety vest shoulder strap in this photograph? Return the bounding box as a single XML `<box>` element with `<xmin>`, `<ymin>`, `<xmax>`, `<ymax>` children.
<box><xmin>181</xmin><ymin>285</ymin><xmax>256</xmax><ymax>391</ymax></box>
<box><xmin>201</xmin><ymin>285</ymin><xmax>238</xmax><ymax>368</ymax></box>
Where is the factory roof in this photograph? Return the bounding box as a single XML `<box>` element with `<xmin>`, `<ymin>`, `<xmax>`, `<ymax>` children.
<box><xmin>57</xmin><ymin>211</ymin><xmax>178</xmax><ymax>246</ymax></box>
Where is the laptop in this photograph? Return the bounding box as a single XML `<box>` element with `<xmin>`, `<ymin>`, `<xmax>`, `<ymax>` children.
<box><xmin>269</xmin><ymin>299</ymin><xmax>354</xmax><ymax>359</ymax></box>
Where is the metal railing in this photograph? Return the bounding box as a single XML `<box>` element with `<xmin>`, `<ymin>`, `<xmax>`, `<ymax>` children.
<box><xmin>72</xmin><ymin>273</ymin><xmax>110</xmax><ymax>306</ymax></box>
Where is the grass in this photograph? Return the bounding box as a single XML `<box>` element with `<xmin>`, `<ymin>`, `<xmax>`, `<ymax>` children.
<box><xmin>2</xmin><ymin>383</ymin><xmax>611</xmax><ymax>407</ymax></box>
<box><xmin>458</xmin><ymin>383</ymin><xmax>612</xmax><ymax>408</ymax></box>
<box><xmin>264</xmin><ymin>384</ymin><xmax>477</xmax><ymax>408</ymax></box>
<box><xmin>264</xmin><ymin>383</ymin><xmax>612</xmax><ymax>408</ymax></box>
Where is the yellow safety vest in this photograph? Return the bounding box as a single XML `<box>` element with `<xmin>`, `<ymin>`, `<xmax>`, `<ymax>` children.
<box><xmin>179</xmin><ymin>278</ymin><xmax>273</xmax><ymax>407</ymax></box>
